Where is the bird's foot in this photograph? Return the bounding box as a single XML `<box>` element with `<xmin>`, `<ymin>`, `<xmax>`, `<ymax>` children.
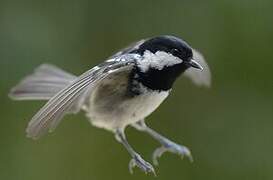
<box><xmin>152</xmin><ymin>141</ymin><xmax>193</xmax><ymax>166</ymax></box>
<box><xmin>129</xmin><ymin>154</ymin><xmax>156</xmax><ymax>176</ymax></box>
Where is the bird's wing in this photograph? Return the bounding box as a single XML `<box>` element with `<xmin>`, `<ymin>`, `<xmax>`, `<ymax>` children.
<box><xmin>184</xmin><ymin>49</ymin><xmax>211</xmax><ymax>87</ymax></box>
<box><xmin>9</xmin><ymin>64</ymin><xmax>77</xmax><ymax>101</ymax></box>
<box><xmin>26</xmin><ymin>55</ymin><xmax>137</xmax><ymax>139</ymax></box>
<box><xmin>110</xmin><ymin>39</ymin><xmax>146</xmax><ymax>58</ymax></box>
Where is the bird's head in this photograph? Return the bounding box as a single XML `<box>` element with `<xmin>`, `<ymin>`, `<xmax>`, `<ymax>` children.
<box><xmin>132</xmin><ymin>35</ymin><xmax>203</xmax><ymax>91</ymax></box>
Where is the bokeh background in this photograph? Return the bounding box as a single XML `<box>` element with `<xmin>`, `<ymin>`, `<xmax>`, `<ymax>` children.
<box><xmin>1</xmin><ymin>0</ymin><xmax>273</xmax><ymax>179</ymax></box>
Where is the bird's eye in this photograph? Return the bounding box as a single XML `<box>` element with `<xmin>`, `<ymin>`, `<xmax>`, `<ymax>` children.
<box><xmin>171</xmin><ymin>49</ymin><xmax>179</xmax><ymax>55</ymax></box>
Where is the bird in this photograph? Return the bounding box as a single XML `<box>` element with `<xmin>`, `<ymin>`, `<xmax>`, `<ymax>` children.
<box><xmin>9</xmin><ymin>35</ymin><xmax>211</xmax><ymax>175</ymax></box>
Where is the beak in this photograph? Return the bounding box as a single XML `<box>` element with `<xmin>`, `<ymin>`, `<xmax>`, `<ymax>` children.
<box><xmin>187</xmin><ymin>59</ymin><xmax>203</xmax><ymax>70</ymax></box>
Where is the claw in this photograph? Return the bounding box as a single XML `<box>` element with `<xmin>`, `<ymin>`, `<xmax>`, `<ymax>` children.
<box><xmin>152</xmin><ymin>143</ymin><xmax>193</xmax><ymax>166</ymax></box>
<box><xmin>152</xmin><ymin>146</ymin><xmax>166</xmax><ymax>166</ymax></box>
<box><xmin>128</xmin><ymin>154</ymin><xmax>156</xmax><ymax>176</ymax></box>
<box><xmin>129</xmin><ymin>159</ymin><xmax>136</xmax><ymax>174</ymax></box>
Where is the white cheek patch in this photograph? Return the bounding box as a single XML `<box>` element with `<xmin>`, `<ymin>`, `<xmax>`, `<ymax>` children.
<box><xmin>137</xmin><ymin>50</ymin><xmax>182</xmax><ymax>72</ymax></box>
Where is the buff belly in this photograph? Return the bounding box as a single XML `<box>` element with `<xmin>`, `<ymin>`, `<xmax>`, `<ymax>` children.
<box><xmin>84</xmin><ymin>70</ymin><xmax>169</xmax><ymax>131</ymax></box>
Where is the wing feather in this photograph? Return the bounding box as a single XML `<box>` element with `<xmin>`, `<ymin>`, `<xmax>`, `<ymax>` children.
<box><xmin>110</xmin><ymin>39</ymin><xmax>145</xmax><ymax>58</ymax></box>
<box><xmin>26</xmin><ymin>57</ymin><xmax>136</xmax><ymax>139</ymax></box>
<box><xmin>184</xmin><ymin>49</ymin><xmax>211</xmax><ymax>87</ymax></box>
<box><xmin>9</xmin><ymin>64</ymin><xmax>76</xmax><ymax>100</ymax></box>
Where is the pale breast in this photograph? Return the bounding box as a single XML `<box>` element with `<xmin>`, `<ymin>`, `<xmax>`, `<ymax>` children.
<box><xmin>85</xmin><ymin>69</ymin><xmax>169</xmax><ymax>131</ymax></box>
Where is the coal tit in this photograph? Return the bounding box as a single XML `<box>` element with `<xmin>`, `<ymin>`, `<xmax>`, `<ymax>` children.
<box><xmin>9</xmin><ymin>35</ymin><xmax>211</xmax><ymax>175</ymax></box>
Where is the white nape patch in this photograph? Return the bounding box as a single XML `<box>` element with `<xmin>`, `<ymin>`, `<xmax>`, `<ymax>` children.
<box><xmin>137</xmin><ymin>50</ymin><xmax>182</xmax><ymax>72</ymax></box>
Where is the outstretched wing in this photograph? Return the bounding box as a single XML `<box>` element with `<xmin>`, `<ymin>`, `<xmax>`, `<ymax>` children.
<box><xmin>9</xmin><ymin>64</ymin><xmax>77</xmax><ymax>101</ymax></box>
<box><xmin>26</xmin><ymin>55</ymin><xmax>137</xmax><ymax>139</ymax></box>
<box><xmin>110</xmin><ymin>39</ymin><xmax>146</xmax><ymax>58</ymax></box>
<box><xmin>184</xmin><ymin>49</ymin><xmax>211</xmax><ymax>87</ymax></box>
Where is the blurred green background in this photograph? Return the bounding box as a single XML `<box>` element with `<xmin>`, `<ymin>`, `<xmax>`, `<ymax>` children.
<box><xmin>1</xmin><ymin>0</ymin><xmax>273</xmax><ymax>179</ymax></box>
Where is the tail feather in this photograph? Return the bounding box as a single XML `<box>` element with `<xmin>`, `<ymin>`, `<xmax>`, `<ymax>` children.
<box><xmin>9</xmin><ymin>64</ymin><xmax>77</xmax><ymax>100</ymax></box>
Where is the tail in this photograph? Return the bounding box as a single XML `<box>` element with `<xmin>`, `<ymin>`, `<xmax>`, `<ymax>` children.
<box><xmin>9</xmin><ymin>64</ymin><xmax>77</xmax><ymax>101</ymax></box>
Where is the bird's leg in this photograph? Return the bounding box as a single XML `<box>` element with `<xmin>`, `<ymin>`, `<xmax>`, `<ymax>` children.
<box><xmin>131</xmin><ymin>120</ymin><xmax>193</xmax><ymax>166</ymax></box>
<box><xmin>115</xmin><ymin>129</ymin><xmax>156</xmax><ymax>175</ymax></box>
